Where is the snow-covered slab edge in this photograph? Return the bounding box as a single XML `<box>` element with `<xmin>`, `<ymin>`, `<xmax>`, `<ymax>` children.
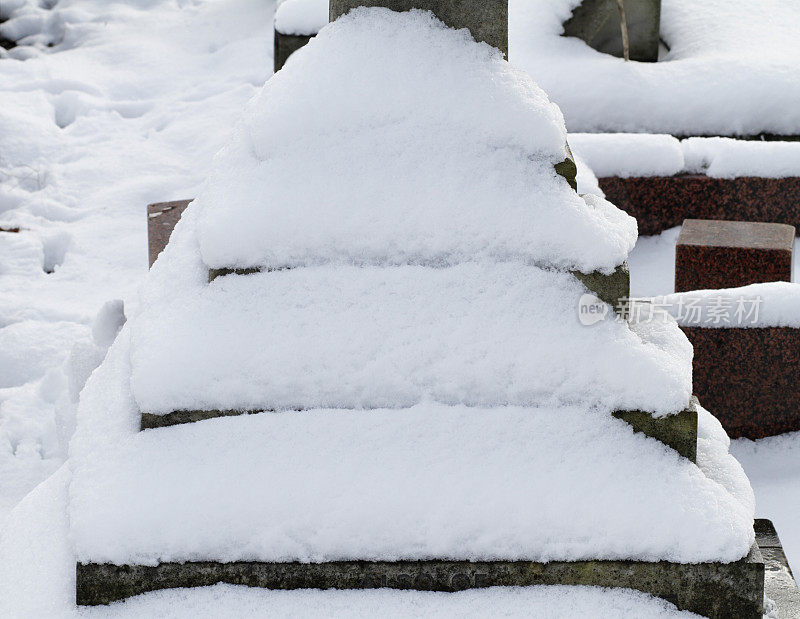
<box><xmin>570</xmin><ymin>134</ymin><xmax>800</xmax><ymax>179</ymax></box>
<box><xmin>649</xmin><ymin>282</ymin><xmax>800</xmax><ymax>329</ymax></box>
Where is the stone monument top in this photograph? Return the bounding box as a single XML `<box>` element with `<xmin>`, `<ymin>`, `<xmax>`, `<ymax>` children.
<box><xmin>329</xmin><ymin>0</ymin><xmax>508</xmax><ymax>56</ymax></box>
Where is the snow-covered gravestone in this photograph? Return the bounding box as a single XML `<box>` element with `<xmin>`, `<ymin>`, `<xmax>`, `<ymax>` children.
<box><xmin>71</xmin><ymin>8</ymin><xmax>763</xmax><ymax>617</ymax></box>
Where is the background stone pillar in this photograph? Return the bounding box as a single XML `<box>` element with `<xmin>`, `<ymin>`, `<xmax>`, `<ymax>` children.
<box><xmin>329</xmin><ymin>0</ymin><xmax>508</xmax><ymax>56</ymax></box>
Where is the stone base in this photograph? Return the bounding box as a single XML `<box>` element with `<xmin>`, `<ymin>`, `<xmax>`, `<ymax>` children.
<box><xmin>76</xmin><ymin>543</ymin><xmax>764</xmax><ymax>617</ymax></box>
<box><xmin>274</xmin><ymin>30</ymin><xmax>315</xmax><ymax>73</ymax></box>
<box><xmin>675</xmin><ymin>219</ymin><xmax>794</xmax><ymax>292</ymax></box>
<box><xmin>562</xmin><ymin>0</ymin><xmax>661</xmax><ymax>62</ymax></box>
<box><xmin>682</xmin><ymin>326</ymin><xmax>800</xmax><ymax>439</ymax></box>
<box><xmin>598</xmin><ymin>175</ymin><xmax>800</xmax><ymax>236</ymax></box>
<box><xmin>756</xmin><ymin>519</ymin><xmax>800</xmax><ymax>617</ymax></box>
<box><xmin>147</xmin><ymin>200</ymin><xmax>192</xmax><ymax>267</ymax></box>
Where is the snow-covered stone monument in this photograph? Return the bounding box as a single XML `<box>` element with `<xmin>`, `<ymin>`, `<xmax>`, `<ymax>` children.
<box><xmin>71</xmin><ymin>3</ymin><xmax>764</xmax><ymax>617</ymax></box>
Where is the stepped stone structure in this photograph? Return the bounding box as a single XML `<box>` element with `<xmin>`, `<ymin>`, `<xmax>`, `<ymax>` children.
<box><xmin>74</xmin><ymin>2</ymin><xmax>769</xmax><ymax>617</ymax></box>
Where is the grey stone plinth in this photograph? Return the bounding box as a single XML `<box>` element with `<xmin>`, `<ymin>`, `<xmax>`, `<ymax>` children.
<box><xmin>613</xmin><ymin>396</ymin><xmax>698</xmax><ymax>461</ymax></box>
<box><xmin>562</xmin><ymin>0</ymin><xmax>661</xmax><ymax>62</ymax></box>
<box><xmin>274</xmin><ymin>30</ymin><xmax>315</xmax><ymax>72</ymax></box>
<box><xmin>756</xmin><ymin>519</ymin><xmax>800</xmax><ymax>617</ymax></box>
<box><xmin>572</xmin><ymin>261</ymin><xmax>630</xmax><ymax>312</ymax></box>
<box><xmin>76</xmin><ymin>543</ymin><xmax>764</xmax><ymax>617</ymax></box>
<box><xmin>330</xmin><ymin>0</ymin><xmax>508</xmax><ymax>57</ymax></box>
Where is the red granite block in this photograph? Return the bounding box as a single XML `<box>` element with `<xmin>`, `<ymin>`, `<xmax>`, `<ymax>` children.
<box><xmin>682</xmin><ymin>326</ymin><xmax>800</xmax><ymax>439</ymax></box>
<box><xmin>599</xmin><ymin>175</ymin><xmax>800</xmax><ymax>236</ymax></box>
<box><xmin>147</xmin><ymin>200</ymin><xmax>192</xmax><ymax>267</ymax></box>
<box><xmin>675</xmin><ymin>219</ymin><xmax>794</xmax><ymax>292</ymax></box>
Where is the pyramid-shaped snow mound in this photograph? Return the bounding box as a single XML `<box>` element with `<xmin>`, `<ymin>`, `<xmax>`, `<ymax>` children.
<box><xmin>196</xmin><ymin>8</ymin><xmax>636</xmax><ymax>274</ymax></box>
<box><xmin>69</xmin><ymin>7</ymin><xmax>755</xmax><ymax>591</ymax></box>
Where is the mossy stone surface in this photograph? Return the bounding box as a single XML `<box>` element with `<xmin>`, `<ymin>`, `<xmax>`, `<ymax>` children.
<box><xmin>77</xmin><ymin>543</ymin><xmax>763</xmax><ymax>617</ymax></box>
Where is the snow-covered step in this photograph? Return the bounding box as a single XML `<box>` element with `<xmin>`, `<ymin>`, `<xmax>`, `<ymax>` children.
<box><xmin>131</xmin><ymin>262</ymin><xmax>691</xmax><ymax>421</ymax></box>
<box><xmin>70</xmin><ymin>402</ymin><xmax>761</xmax><ymax>615</ymax></box>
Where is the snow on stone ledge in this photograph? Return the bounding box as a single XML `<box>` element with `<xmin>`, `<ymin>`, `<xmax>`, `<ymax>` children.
<box><xmin>570</xmin><ymin>134</ymin><xmax>800</xmax><ymax>179</ymax></box>
<box><xmin>131</xmin><ymin>212</ymin><xmax>691</xmax><ymax>417</ymax></box>
<box><xmin>69</xmin><ymin>338</ymin><xmax>753</xmax><ymax>566</ymax></box>
<box><xmin>275</xmin><ymin>0</ymin><xmax>328</xmax><ymax>36</ymax></box>
<box><xmin>196</xmin><ymin>8</ymin><xmax>636</xmax><ymax>275</ymax></box>
<box><xmin>658</xmin><ymin>282</ymin><xmax>800</xmax><ymax>329</ymax></box>
<box><xmin>510</xmin><ymin>0</ymin><xmax>800</xmax><ymax>136</ymax></box>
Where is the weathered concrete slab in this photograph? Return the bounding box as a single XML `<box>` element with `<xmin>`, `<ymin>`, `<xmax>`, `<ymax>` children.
<box><xmin>756</xmin><ymin>519</ymin><xmax>800</xmax><ymax>617</ymax></box>
<box><xmin>613</xmin><ymin>396</ymin><xmax>697</xmax><ymax>461</ymax></box>
<box><xmin>274</xmin><ymin>30</ymin><xmax>315</xmax><ymax>72</ymax></box>
<box><xmin>330</xmin><ymin>0</ymin><xmax>508</xmax><ymax>57</ymax></box>
<box><xmin>563</xmin><ymin>0</ymin><xmax>660</xmax><ymax>62</ymax></box>
<box><xmin>76</xmin><ymin>543</ymin><xmax>764</xmax><ymax>617</ymax></box>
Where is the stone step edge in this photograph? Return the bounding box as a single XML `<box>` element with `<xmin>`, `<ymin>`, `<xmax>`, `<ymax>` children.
<box><xmin>139</xmin><ymin>396</ymin><xmax>697</xmax><ymax>462</ymax></box>
<box><xmin>75</xmin><ymin>542</ymin><xmax>764</xmax><ymax>617</ymax></box>
<box><xmin>207</xmin><ymin>262</ymin><xmax>630</xmax><ymax>317</ymax></box>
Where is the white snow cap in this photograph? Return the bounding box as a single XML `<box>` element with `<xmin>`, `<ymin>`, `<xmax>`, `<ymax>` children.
<box><xmin>275</xmin><ymin>0</ymin><xmax>329</xmax><ymax>36</ymax></box>
<box><xmin>570</xmin><ymin>134</ymin><xmax>800</xmax><ymax>179</ymax></box>
<box><xmin>196</xmin><ymin>8</ymin><xmax>636</xmax><ymax>274</ymax></box>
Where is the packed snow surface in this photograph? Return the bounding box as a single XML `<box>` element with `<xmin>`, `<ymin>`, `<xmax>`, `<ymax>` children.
<box><xmin>69</xmin><ymin>332</ymin><xmax>753</xmax><ymax>566</ymax></box>
<box><xmin>571</xmin><ymin>134</ymin><xmax>800</xmax><ymax>179</ymax></box>
<box><xmin>196</xmin><ymin>8</ymin><xmax>636</xmax><ymax>275</ymax></box>
<box><xmin>510</xmin><ymin>0</ymin><xmax>800</xmax><ymax>135</ymax></box>
<box><xmin>275</xmin><ymin>0</ymin><xmax>328</xmax><ymax>35</ymax></box>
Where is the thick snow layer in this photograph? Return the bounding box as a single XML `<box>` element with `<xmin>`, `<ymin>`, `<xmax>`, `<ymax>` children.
<box><xmin>571</xmin><ymin>134</ymin><xmax>800</xmax><ymax>179</ymax></box>
<box><xmin>70</xmin><ymin>332</ymin><xmax>752</xmax><ymax>565</ymax></box>
<box><xmin>682</xmin><ymin>138</ymin><xmax>800</xmax><ymax>179</ymax></box>
<box><xmin>570</xmin><ymin>134</ymin><xmax>685</xmax><ymax>178</ymax></box>
<box><xmin>510</xmin><ymin>0</ymin><xmax>800</xmax><ymax>135</ymax></box>
<box><xmin>275</xmin><ymin>0</ymin><xmax>328</xmax><ymax>36</ymax></box>
<box><xmin>132</xmin><ymin>209</ymin><xmax>690</xmax><ymax>416</ymax></box>
<box><xmin>196</xmin><ymin>9</ymin><xmax>636</xmax><ymax>275</ymax></box>
<box><xmin>0</xmin><ymin>469</ymin><xmax>699</xmax><ymax>619</ymax></box>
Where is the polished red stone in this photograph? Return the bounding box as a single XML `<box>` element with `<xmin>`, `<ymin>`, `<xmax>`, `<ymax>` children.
<box><xmin>682</xmin><ymin>325</ymin><xmax>800</xmax><ymax>439</ymax></box>
<box><xmin>675</xmin><ymin>219</ymin><xmax>794</xmax><ymax>292</ymax></box>
<box><xmin>147</xmin><ymin>200</ymin><xmax>192</xmax><ymax>267</ymax></box>
<box><xmin>599</xmin><ymin>175</ymin><xmax>800</xmax><ymax>236</ymax></box>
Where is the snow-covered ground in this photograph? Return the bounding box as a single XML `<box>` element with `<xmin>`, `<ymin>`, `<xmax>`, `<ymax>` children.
<box><xmin>0</xmin><ymin>0</ymin><xmax>274</xmax><ymax>524</ymax></box>
<box><xmin>1</xmin><ymin>0</ymin><xmax>799</xmax><ymax>614</ymax></box>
